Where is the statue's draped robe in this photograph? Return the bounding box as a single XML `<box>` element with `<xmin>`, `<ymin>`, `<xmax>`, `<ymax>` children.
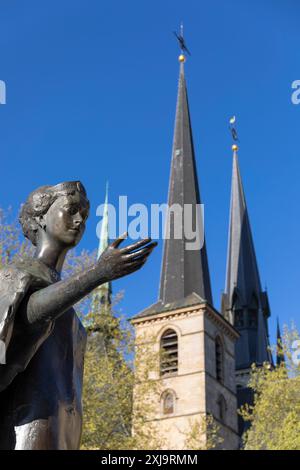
<box><xmin>0</xmin><ymin>259</ymin><xmax>87</xmax><ymax>450</ymax></box>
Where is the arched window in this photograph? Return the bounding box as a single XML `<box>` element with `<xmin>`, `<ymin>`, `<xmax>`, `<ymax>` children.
<box><xmin>217</xmin><ymin>394</ymin><xmax>227</xmax><ymax>422</ymax></box>
<box><xmin>215</xmin><ymin>336</ymin><xmax>224</xmax><ymax>383</ymax></box>
<box><xmin>161</xmin><ymin>390</ymin><xmax>176</xmax><ymax>415</ymax></box>
<box><xmin>160</xmin><ymin>329</ymin><xmax>178</xmax><ymax>377</ymax></box>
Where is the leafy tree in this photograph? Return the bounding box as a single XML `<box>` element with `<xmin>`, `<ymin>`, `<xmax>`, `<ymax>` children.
<box><xmin>0</xmin><ymin>208</ymin><xmax>32</xmax><ymax>266</ymax></box>
<box><xmin>81</xmin><ymin>295</ymin><xmax>134</xmax><ymax>450</ymax></box>
<box><xmin>182</xmin><ymin>415</ymin><xmax>223</xmax><ymax>450</ymax></box>
<box><xmin>240</xmin><ymin>326</ymin><xmax>300</xmax><ymax>450</ymax></box>
<box><xmin>81</xmin><ymin>304</ymin><xmax>166</xmax><ymax>450</ymax></box>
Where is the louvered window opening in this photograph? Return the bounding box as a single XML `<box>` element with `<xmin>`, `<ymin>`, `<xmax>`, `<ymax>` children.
<box><xmin>160</xmin><ymin>330</ymin><xmax>178</xmax><ymax>376</ymax></box>
<box><xmin>248</xmin><ymin>309</ymin><xmax>258</xmax><ymax>328</ymax></box>
<box><xmin>234</xmin><ymin>309</ymin><xmax>244</xmax><ymax>327</ymax></box>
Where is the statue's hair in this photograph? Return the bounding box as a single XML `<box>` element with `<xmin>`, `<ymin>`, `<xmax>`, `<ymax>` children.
<box><xmin>19</xmin><ymin>182</ymin><xmax>89</xmax><ymax>246</ymax></box>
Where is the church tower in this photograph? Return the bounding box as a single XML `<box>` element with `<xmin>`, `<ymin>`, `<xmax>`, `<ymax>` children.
<box><xmin>221</xmin><ymin>142</ymin><xmax>273</xmax><ymax>436</ymax></box>
<box><xmin>132</xmin><ymin>54</ymin><xmax>239</xmax><ymax>450</ymax></box>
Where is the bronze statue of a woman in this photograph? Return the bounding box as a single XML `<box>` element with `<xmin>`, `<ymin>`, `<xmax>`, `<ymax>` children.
<box><xmin>0</xmin><ymin>181</ymin><xmax>156</xmax><ymax>449</ymax></box>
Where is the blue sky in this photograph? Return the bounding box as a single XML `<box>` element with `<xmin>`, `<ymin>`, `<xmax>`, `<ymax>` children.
<box><xmin>0</xmin><ymin>0</ymin><xmax>299</xmax><ymax>347</ymax></box>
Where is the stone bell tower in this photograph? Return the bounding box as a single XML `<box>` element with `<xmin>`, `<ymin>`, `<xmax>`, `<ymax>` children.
<box><xmin>132</xmin><ymin>54</ymin><xmax>239</xmax><ymax>450</ymax></box>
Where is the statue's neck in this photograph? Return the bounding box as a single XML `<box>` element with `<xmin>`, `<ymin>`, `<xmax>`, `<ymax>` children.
<box><xmin>34</xmin><ymin>232</ymin><xmax>69</xmax><ymax>274</ymax></box>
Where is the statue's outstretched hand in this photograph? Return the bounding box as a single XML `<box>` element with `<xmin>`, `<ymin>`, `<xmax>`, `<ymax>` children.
<box><xmin>23</xmin><ymin>233</ymin><xmax>157</xmax><ymax>326</ymax></box>
<box><xmin>96</xmin><ymin>232</ymin><xmax>157</xmax><ymax>282</ymax></box>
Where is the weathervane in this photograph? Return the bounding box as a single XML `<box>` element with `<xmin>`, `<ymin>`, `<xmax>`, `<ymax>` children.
<box><xmin>229</xmin><ymin>116</ymin><xmax>239</xmax><ymax>152</ymax></box>
<box><xmin>173</xmin><ymin>23</ymin><xmax>191</xmax><ymax>61</ymax></box>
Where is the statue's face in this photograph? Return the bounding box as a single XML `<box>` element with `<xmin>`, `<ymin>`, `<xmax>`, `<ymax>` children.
<box><xmin>41</xmin><ymin>192</ymin><xmax>89</xmax><ymax>247</ymax></box>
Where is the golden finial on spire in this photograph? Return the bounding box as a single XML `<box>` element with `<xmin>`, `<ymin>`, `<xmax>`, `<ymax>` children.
<box><xmin>229</xmin><ymin>116</ymin><xmax>239</xmax><ymax>152</ymax></box>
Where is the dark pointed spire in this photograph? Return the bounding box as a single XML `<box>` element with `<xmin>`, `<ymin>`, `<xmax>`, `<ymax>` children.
<box><xmin>159</xmin><ymin>57</ymin><xmax>213</xmax><ymax>306</ymax></box>
<box><xmin>276</xmin><ymin>317</ymin><xmax>285</xmax><ymax>366</ymax></box>
<box><xmin>222</xmin><ymin>141</ymin><xmax>272</xmax><ymax>368</ymax></box>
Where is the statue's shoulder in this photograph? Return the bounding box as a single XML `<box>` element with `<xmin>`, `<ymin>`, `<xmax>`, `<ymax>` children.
<box><xmin>0</xmin><ymin>262</ymin><xmax>31</xmax><ymax>292</ymax></box>
<box><xmin>0</xmin><ymin>263</ymin><xmax>29</xmax><ymax>283</ymax></box>
<box><xmin>0</xmin><ymin>263</ymin><xmax>33</xmax><ymax>361</ymax></box>
<box><xmin>0</xmin><ymin>258</ymin><xmax>58</xmax><ymax>290</ymax></box>
<box><xmin>0</xmin><ymin>261</ymin><xmax>52</xmax><ymax>393</ymax></box>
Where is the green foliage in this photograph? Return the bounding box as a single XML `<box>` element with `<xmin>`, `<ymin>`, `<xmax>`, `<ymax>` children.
<box><xmin>240</xmin><ymin>326</ymin><xmax>300</xmax><ymax>450</ymax></box>
<box><xmin>0</xmin><ymin>207</ymin><xmax>32</xmax><ymax>267</ymax></box>
<box><xmin>183</xmin><ymin>415</ymin><xmax>223</xmax><ymax>450</ymax></box>
<box><xmin>81</xmin><ymin>306</ymin><xmax>166</xmax><ymax>450</ymax></box>
<box><xmin>81</xmin><ymin>302</ymin><xmax>134</xmax><ymax>449</ymax></box>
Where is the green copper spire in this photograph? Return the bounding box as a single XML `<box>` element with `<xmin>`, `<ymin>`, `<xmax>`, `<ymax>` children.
<box><xmin>93</xmin><ymin>182</ymin><xmax>112</xmax><ymax>312</ymax></box>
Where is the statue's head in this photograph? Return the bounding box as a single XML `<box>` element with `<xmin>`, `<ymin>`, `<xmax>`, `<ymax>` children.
<box><xmin>19</xmin><ymin>181</ymin><xmax>90</xmax><ymax>248</ymax></box>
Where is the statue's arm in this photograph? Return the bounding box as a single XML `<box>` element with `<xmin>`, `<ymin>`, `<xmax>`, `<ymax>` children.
<box><xmin>23</xmin><ymin>237</ymin><xmax>156</xmax><ymax>326</ymax></box>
